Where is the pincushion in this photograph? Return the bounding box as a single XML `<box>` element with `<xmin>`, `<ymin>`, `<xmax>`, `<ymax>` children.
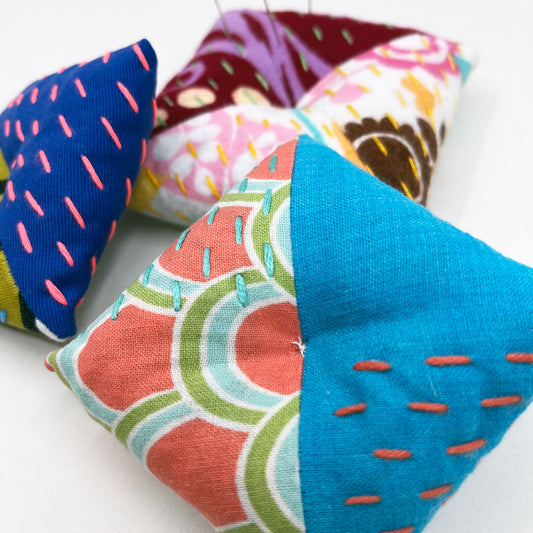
<box><xmin>48</xmin><ymin>136</ymin><xmax>533</xmax><ymax>533</ymax></box>
<box><xmin>0</xmin><ymin>40</ymin><xmax>157</xmax><ymax>339</ymax></box>
<box><xmin>130</xmin><ymin>29</ymin><xmax>474</xmax><ymax>225</ymax></box>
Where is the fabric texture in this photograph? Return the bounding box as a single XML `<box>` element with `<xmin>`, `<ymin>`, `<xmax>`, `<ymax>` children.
<box><xmin>0</xmin><ymin>40</ymin><xmax>157</xmax><ymax>339</ymax></box>
<box><xmin>48</xmin><ymin>140</ymin><xmax>304</xmax><ymax>532</ymax></box>
<box><xmin>153</xmin><ymin>10</ymin><xmax>413</xmax><ymax>134</ymax></box>
<box><xmin>131</xmin><ymin>32</ymin><xmax>474</xmax><ymax>225</ymax></box>
<box><xmin>292</xmin><ymin>137</ymin><xmax>533</xmax><ymax>533</ymax></box>
<box><xmin>48</xmin><ymin>136</ymin><xmax>533</xmax><ymax>532</ymax></box>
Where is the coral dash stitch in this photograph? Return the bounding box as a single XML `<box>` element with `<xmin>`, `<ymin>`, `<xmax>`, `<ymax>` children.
<box><xmin>0</xmin><ymin>39</ymin><xmax>157</xmax><ymax>339</ymax></box>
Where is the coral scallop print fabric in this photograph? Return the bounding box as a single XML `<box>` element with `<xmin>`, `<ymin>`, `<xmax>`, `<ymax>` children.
<box><xmin>0</xmin><ymin>40</ymin><xmax>157</xmax><ymax>339</ymax></box>
<box><xmin>49</xmin><ymin>137</ymin><xmax>533</xmax><ymax>533</ymax></box>
<box><xmin>153</xmin><ymin>10</ymin><xmax>414</xmax><ymax>133</ymax></box>
<box><xmin>130</xmin><ymin>31</ymin><xmax>474</xmax><ymax>225</ymax></box>
<box><xmin>49</xmin><ymin>139</ymin><xmax>304</xmax><ymax>532</ymax></box>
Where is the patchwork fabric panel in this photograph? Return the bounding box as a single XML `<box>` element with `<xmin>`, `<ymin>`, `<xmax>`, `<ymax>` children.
<box><xmin>0</xmin><ymin>41</ymin><xmax>157</xmax><ymax>339</ymax></box>
<box><xmin>48</xmin><ymin>140</ymin><xmax>305</xmax><ymax>532</ymax></box>
<box><xmin>49</xmin><ymin>137</ymin><xmax>533</xmax><ymax>533</ymax></box>
<box><xmin>131</xmin><ymin>33</ymin><xmax>474</xmax><ymax>225</ymax></box>
<box><xmin>154</xmin><ymin>10</ymin><xmax>413</xmax><ymax>134</ymax></box>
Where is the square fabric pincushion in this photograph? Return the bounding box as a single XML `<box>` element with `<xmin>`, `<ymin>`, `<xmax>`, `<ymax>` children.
<box><xmin>0</xmin><ymin>40</ymin><xmax>157</xmax><ymax>340</ymax></box>
<box><xmin>129</xmin><ymin>12</ymin><xmax>474</xmax><ymax>225</ymax></box>
<box><xmin>48</xmin><ymin>136</ymin><xmax>533</xmax><ymax>533</ymax></box>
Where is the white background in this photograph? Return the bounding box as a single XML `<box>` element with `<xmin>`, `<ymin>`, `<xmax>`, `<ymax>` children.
<box><xmin>1</xmin><ymin>0</ymin><xmax>533</xmax><ymax>531</ymax></box>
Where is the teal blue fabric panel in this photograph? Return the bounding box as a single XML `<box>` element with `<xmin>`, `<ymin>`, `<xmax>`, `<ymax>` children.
<box><xmin>291</xmin><ymin>135</ymin><xmax>533</xmax><ymax>533</ymax></box>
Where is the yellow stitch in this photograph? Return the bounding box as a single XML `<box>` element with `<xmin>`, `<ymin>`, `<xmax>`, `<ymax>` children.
<box><xmin>408</xmin><ymin>157</ymin><xmax>419</xmax><ymax>181</ymax></box>
<box><xmin>400</xmin><ymin>181</ymin><xmax>413</xmax><ymax>199</ymax></box>
<box><xmin>407</xmin><ymin>72</ymin><xmax>421</xmax><ymax>85</ymax></box>
<box><xmin>347</xmin><ymin>104</ymin><xmax>360</xmax><ymax>119</ymax></box>
<box><xmin>357</xmin><ymin>84</ymin><xmax>370</xmax><ymax>94</ymax></box>
<box><xmin>447</xmin><ymin>53</ymin><xmax>456</xmax><ymax>71</ymax></box>
<box><xmin>174</xmin><ymin>174</ymin><xmax>187</xmax><ymax>195</ymax></box>
<box><xmin>365</xmin><ymin>164</ymin><xmax>374</xmax><ymax>176</ymax></box>
<box><xmin>335</xmin><ymin>66</ymin><xmax>347</xmax><ymax>77</ymax></box>
<box><xmin>187</xmin><ymin>142</ymin><xmax>197</xmax><ymax>159</ymax></box>
<box><xmin>290</xmin><ymin>119</ymin><xmax>302</xmax><ymax>131</ymax></box>
<box><xmin>147</xmin><ymin>207</ymin><xmax>163</xmax><ymax>217</ymax></box>
<box><xmin>434</xmin><ymin>84</ymin><xmax>443</xmax><ymax>104</ymax></box>
<box><xmin>236</xmin><ymin>114</ymin><xmax>242</xmax><ymax>126</ymax></box>
<box><xmin>380</xmin><ymin>46</ymin><xmax>390</xmax><ymax>57</ymax></box>
<box><xmin>396</xmin><ymin>90</ymin><xmax>406</xmax><ymax>108</ymax></box>
<box><xmin>413</xmin><ymin>52</ymin><xmax>425</xmax><ymax>65</ymax></box>
<box><xmin>427</xmin><ymin>106</ymin><xmax>435</xmax><ymax>129</ymax></box>
<box><xmin>373</xmin><ymin>136</ymin><xmax>387</xmax><ymax>156</ymax></box>
<box><xmin>456</xmin><ymin>44</ymin><xmax>463</xmax><ymax>55</ymax></box>
<box><xmin>248</xmin><ymin>141</ymin><xmax>257</xmax><ymax>160</ymax></box>
<box><xmin>145</xmin><ymin>168</ymin><xmax>160</xmax><ymax>189</ymax></box>
<box><xmin>368</xmin><ymin>64</ymin><xmax>382</xmax><ymax>76</ymax></box>
<box><xmin>263</xmin><ymin>119</ymin><xmax>270</xmax><ymax>128</ymax></box>
<box><xmin>322</xmin><ymin>124</ymin><xmax>333</xmax><ymax>138</ymax></box>
<box><xmin>176</xmin><ymin>210</ymin><xmax>191</xmax><ymax>223</ymax></box>
<box><xmin>205</xmin><ymin>176</ymin><xmax>221</xmax><ymax>199</ymax></box>
<box><xmin>440</xmin><ymin>68</ymin><xmax>449</xmax><ymax>86</ymax></box>
<box><xmin>416</xmin><ymin>134</ymin><xmax>428</xmax><ymax>157</ymax></box>
<box><xmin>217</xmin><ymin>144</ymin><xmax>228</xmax><ymax>165</ymax></box>
<box><xmin>324</xmin><ymin>88</ymin><xmax>336</xmax><ymax>96</ymax></box>
<box><xmin>385</xmin><ymin>113</ymin><xmax>398</xmax><ymax>130</ymax></box>
<box><xmin>421</xmin><ymin>36</ymin><xmax>430</xmax><ymax>49</ymax></box>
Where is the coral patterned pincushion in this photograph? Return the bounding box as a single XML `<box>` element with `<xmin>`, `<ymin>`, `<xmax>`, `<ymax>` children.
<box><xmin>48</xmin><ymin>137</ymin><xmax>533</xmax><ymax>533</ymax></box>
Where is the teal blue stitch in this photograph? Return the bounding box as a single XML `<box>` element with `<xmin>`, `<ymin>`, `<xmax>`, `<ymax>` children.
<box><xmin>269</xmin><ymin>154</ymin><xmax>278</xmax><ymax>172</ymax></box>
<box><xmin>0</xmin><ymin>309</ymin><xmax>6</xmax><ymax>323</ymax></box>
<box><xmin>111</xmin><ymin>294</ymin><xmax>125</xmax><ymax>321</ymax></box>
<box><xmin>264</xmin><ymin>243</ymin><xmax>274</xmax><ymax>277</ymax></box>
<box><xmin>235</xmin><ymin>274</ymin><xmax>248</xmax><ymax>307</ymax></box>
<box><xmin>207</xmin><ymin>206</ymin><xmax>219</xmax><ymax>225</ymax></box>
<box><xmin>142</xmin><ymin>264</ymin><xmax>153</xmax><ymax>287</ymax></box>
<box><xmin>203</xmin><ymin>247</ymin><xmax>211</xmax><ymax>278</ymax></box>
<box><xmin>239</xmin><ymin>177</ymin><xmax>249</xmax><ymax>193</ymax></box>
<box><xmin>263</xmin><ymin>189</ymin><xmax>273</xmax><ymax>215</ymax></box>
<box><xmin>235</xmin><ymin>216</ymin><xmax>243</xmax><ymax>245</ymax></box>
<box><xmin>175</xmin><ymin>229</ymin><xmax>190</xmax><ymax>250</ymax></box>
<box><xmin>293</xmin><ymin>109</ymin><xmax>324</xmax><ymax>143</ymax></box>
<box><xmin>173</xmin><ymin>281</ymin><xmax>181</xmax><ymax>312</ymax></box>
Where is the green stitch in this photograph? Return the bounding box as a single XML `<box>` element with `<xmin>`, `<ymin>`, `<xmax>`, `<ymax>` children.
<box><xmin>221</xmin><ymin>59</ymin><xmax>234</xmax><ymax>75</ymax></box>
<box><xmin>263</xmin><ymin>189</ymin><xmax>272</xmax><ymax>215</ymax></box>
<box><xmin>312</xmin><ymin>25</ymin><xmax>323</xmax><ymax>41</ymax></box>
<box><xmin>236</xmin><ymin>274</ymin><xmax>248</xmax><ymax>307</ymax></box>
<box><xmin>163</xmin><ymin>95</ymin><xmax>174</xmax><ymax>107</ymax></box>
<box><xmin>142</xmin><ymin>264</ymin><xmax>153</xmax><ymax>287</ymax></box>
<box><xmin>207</xmin><ymin>78</ymin><xmax>219</xmax><ymax>90</ymax></box>
<box><xmin>255</xmin><ymin>72</ymin><xmax>270</xmax><ymax>91</ymax></box>
<box><xmin>175</xmin><ymin>229</ymin><xmax>190</xmax><ymax>250</ymax></box>
<box><xmin>239</xmin><ymin>178</ymin><xmax>249</xmax><ymax>193</ymax></box>
<box><xmin>298</xmin><ymin>52</ymin><xmax>309</xmax><ymax>72</ymax></box>
<box><xmin>203</xmin><ymin>247</ymin><xmax>211</xmax><ymax>278</ymax></box>
<box><xmin>207</xmin><ymin>206</ymin><xmax>219</xmax><ymax>225</ymax></box>
<box><xmin>111</xmin><ymin>294</ymin><xmax>125</xmax><ymax>321</ymax></box>
<box><xmin>235</xmin><ymin>216</ymin><xmax>243</xmax><ymax>245</ymax></box>
<box><xmin>236</xmin><ymin>42</ymin><xmax>247</xmax><ymax>57</ymax></box>
<box><xmin>342</xmin><ymin>28</ymin><xmax>354</xmax><ymax>45</ymax></box>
